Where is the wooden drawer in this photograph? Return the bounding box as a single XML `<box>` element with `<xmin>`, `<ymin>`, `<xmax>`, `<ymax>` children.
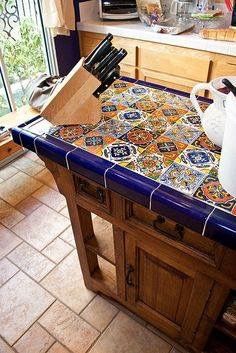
<box><xmin>79</xmin><ymin>32</ymin><xmax>137</xmax><ymax>67</ymax></box>
<box><xmin>0</xmin><ymin>138</ymin><xmax>23</xmax><ymax>162</ymax></box>
<box><xmin>139</xmin><ymin>43</ymin><xmax>211</xmax><ymax>82</ymax></box>
<box><xmin>125</xmin><ymin>201</ymin><xmax>223</xmax><ymax>266</ymax></box>
<box><xmin>74</xmin><ymin>174</ymin><xmax>111</xmax><ymax>213</ymax></box>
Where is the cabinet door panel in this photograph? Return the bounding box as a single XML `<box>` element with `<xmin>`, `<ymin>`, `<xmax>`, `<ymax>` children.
<box><xmin>125</xmin><ymin>233</ymin><xmax>213</xmax><ymax>343</ymax></box>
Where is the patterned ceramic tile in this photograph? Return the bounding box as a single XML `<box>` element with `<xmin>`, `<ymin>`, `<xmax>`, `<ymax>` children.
<box><xmin>134</xmin><ymin>99</ymin><xmax>162</xmax><ymax>113</ymax></box>
<box><xmin>194</xmin><ymin>175</ymin><xmax>236</xmax><ymax>215</ymax></box>
<box><xmin>74</xmin><ymin>130</ymin><xmax>116</xmax><ymax>156</ymax></box>
<box><xmin>192</xmin><ymin>132</ymin><xmax>221</xmax><ymax>154</ymax></box>
<box><xmin>178</xmin><ymin>113</ymin><xmax>203</xmax><ymax>130</ymax></box>
<box><xmin>117</xmin><ymin>108</ymin><xmax>147</xmax><ymax>126</ymax></box>
<box><xmin>119</xmin><ymin>127</ymin><xmax>157</xmax><ymax>148</ymax></box>
<box><xmin>138</xmin><ymin>115</ymin><xmax>170</xmax><ymax>135</ymax></box>
<box><xmin>95</xmin><ymin>119</ymin><xmax>133</xmax><ymax>139</ymax></box>
<box><xmin>164</xmin><ymin>123</ymin><xmax>202</xmax><ymax>145</ymax></box>
<box><xmin>175</xmin><ymin>146</ymin><xmax>220</xmax><ymax>174</ymax></box>
<box><xmin>159</xmin><ymin>162</ymin><xmax>206</xmax><ymax>194</ymax></box>
<box><xmin>101</xmin><ymin>101</ymin><xmax>126</xmax><ymax>119</ymax></box>
<box><xmin>146</xmin><ymin>136</ymin><xmax>187</xmax><ymax>162</ymax></box>
<box><xmin>102</xmin><ymin>140</ymin><xmax>141</xmax><ymax>167</ymax></box>
<box><xmin>49</xmin><ymin>124</ymin><xmax>93</xmax><ymax>143</ymax></box>
<box><xmin>110</xmin><ymin>80</ymin><xmax>133</xmax><ymax>93</ymax></box>
<box><xmin>154</xmin><ymin>104</ymin><xmax>189</xmax><ymax>124</ymax></box>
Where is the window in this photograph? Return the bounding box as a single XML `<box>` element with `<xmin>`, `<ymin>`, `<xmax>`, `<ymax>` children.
<box><xmin>0</xmin><ymin>0</ymin><xmax>58</xmax><ymax>117</ymax></box>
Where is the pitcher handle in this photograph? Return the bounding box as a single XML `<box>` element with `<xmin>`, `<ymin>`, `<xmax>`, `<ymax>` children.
<box><xmin>190</xmin><ymin>83</ymin><xmax>211</xmax><ymax>119</ymax></box>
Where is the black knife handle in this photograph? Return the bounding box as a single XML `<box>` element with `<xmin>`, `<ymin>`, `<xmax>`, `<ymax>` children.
<box><xmin>93</xmin><ymin>66</ymin><xmax>120</xmax><ymax>98</ymax></box>
<box><xmin>98</xmin><ymin>48</ymin><xmax>127</xmax><ymax>81</ymax></box>
<box><xmin>92</xmin><ymin>47</ymin><xmax>118</xmax><ymax>76</ymax></box>
<box><xmin>83</xmin><ymin>33</ymin><xmax>113</xmax><ymax>72</ymax></box>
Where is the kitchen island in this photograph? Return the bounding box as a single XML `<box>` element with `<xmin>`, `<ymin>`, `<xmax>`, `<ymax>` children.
<box><xmin>12</xmin><ymin>78</ymin><xmax>236</xmax><ymax>352</ymax></box>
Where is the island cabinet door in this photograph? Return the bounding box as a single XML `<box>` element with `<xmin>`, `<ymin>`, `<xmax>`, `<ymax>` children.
<box><xmin>125</xmin><ymin>233</ymin><xmax>214</xmax><ymax>345</ymax></box>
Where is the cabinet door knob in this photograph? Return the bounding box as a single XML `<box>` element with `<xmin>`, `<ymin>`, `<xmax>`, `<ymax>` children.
<box><xmin>126</xmin><ymin>264</ymin><xmax>134</xmax><ymax>287</ymax></box>
<box><xmin>96</xmin><ymin>188</ymin><xmax>105</xmax><ymax>204</ymax></box>
<box><xmin>153</xmin><ymin>215</ymin><xmax>165</xmax><ymax>229</ymax></box>
<box><xmin>78</xmin><ymin>179</ymin><xmax>88</xmax><ymax>192</ymax></box>
<box><xmin>175</xmin><ymin>224</ymin><xmax>184</xmax><ymax>240</ymax></box>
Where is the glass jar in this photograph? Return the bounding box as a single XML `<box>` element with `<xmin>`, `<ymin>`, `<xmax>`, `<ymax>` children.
<box><xmin>136</xmin><ymin>0</ymin><xmax>171</xmax><ymax>25</ymax></box>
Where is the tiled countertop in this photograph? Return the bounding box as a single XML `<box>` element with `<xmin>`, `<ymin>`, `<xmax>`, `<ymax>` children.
<box><xmin>77</xmin><ymin>20</ymin><xmax>236</xmax><ymax>56</ymax></box>
<box><xmin>12</xmin><ymin>78</ymin><xmax>236</xmax><ymax>249</ymax></box>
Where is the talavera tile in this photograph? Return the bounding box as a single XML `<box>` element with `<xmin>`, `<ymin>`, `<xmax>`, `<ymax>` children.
<box><xmin>0</xmin><ymin>225</ymin><xmax>22</xmax><ymax>259</ymax></box>
<box><xmin>0</xmin><ymin>172</ymin><xmax>42</xmax><ymax>206</ymax></box>
<box><xmin>13</xmin><ymin>323</ymin><xmax>55</xmax><ymax>353</ymax></box>
<box><xmin>39</xmin><ymin>301</ymin><xmax>99</xmax><ymax>353</ymax></box>
<box><xmin>42</xmin><ymin>238</ymin><xmax>73</xmax><ymax>263</ymax></box>
<box><xmin>32</xmin><ymin>185</ymin><xmax>66</xmax><ymax>212</ymax></box>
<box><xmin>0</xmin><ymin>258</ymin><xmax>18</xmax><ymax>286</ymax></box>
<box><xmin>12</xmin><ymin>205</ymin><xmax>70</xmax><ymax>251</ymax></box>
<box><xmin>41</xmin><ymin>251</ymin><xmax>95</xmax><ymax>313</ymax></box>
<box><xmin>0</xmin><ymin>271</ymin><xmax>54</xmax><ymax>345</ymax></box>
<box><xmin>0</xmin><ymin>200</ymin><xmax>25</xmax><ymax>228</ymax></box>
<box><xmin>89</xmin><ymin>312</ymin><xmax>172</xmax><ymax>353</ymax></box>
<box><xmin>8</xmin><ymin>242</ymin><xmax>55</xmax><ymax>281</ymax></box>
<box><xmin>80</xmin><ymin>295</ymin><xmax>118</xmax><ymax>332</ymax></box>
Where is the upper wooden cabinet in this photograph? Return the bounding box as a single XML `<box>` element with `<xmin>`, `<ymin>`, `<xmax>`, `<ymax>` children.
<box><xmin>79</xmin><ymin>31</ymin><xmax>236</xmax><ymax>93</ymax></box>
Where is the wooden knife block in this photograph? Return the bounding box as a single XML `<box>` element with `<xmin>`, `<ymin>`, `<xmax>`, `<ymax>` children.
<box><xmin>41</xmin><ymin>58</ymin><xmax>102</xmax><ymax>126</ymax></box>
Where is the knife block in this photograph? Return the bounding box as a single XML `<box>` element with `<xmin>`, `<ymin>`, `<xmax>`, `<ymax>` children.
<box><xmin>41</xmin><ymin>58</ymin><xmax>102</xmax><ymax>126</ymax></box>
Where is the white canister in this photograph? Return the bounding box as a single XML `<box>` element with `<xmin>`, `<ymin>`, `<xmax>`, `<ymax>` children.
<box><xmin>218</xmin><ymin>92</ymin><xmax>236</xmax><ymax>197</ymax></box>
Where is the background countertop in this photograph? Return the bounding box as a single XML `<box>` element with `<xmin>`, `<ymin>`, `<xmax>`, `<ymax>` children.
<box><xmin>77</xmin><ymin>19</ymin><xmax>236</xmax><ymax>56</ymax></box>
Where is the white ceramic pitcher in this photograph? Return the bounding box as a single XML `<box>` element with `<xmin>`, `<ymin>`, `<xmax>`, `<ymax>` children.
<box><xmin>190</xmin><ymin>76</ymin><xmax>236</xmax><ymax>147</ymax></box>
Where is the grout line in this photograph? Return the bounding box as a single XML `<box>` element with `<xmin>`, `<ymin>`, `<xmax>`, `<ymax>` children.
<box><xmin>149</xmin><ymin>184</ymin><xmax>161</xmax><ymax>210</ymax></box>
<box><xmin>202</xmin><ymin>207</ymin><xmax>215</xmax><ymax>237</ymax></box>
<box><xmin>0</xmin><ymin>266</ymin><xmax>20</xmax><ymax>289</ymax></box>
<box><xmin>0</xmin><ymin>334</ymin><xmax>18</xmax><ymax>352</ymax></box>
<box><xmin>33</xmin><ymin>136</ymin><xmax>41</xmax><ymax>155</ymax></box>
<box><xmin>103</xmin><ymin>164</ymin><xmax>116</xmax><ymax>188</ymax></box>
<box><xmin>65</xmin><ymin>146</ymin><xmax>78</xmax><ymax>170</ymax></box>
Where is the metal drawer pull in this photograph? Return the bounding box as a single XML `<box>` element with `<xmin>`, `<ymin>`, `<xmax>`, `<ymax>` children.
<box><xmin>154</xmin><ymin>215</ymin><xmax>165</xmax><ymax>226</ymax></box>
<box><xmin>175</xmin><ymin>224</ymin><xmax>184</xmax><ymax>240</ymax></box>
<box><xmin>126</xmin><ymin>264</ymin><xmax>134</xmax><ymax>287</ymax></box>
<box><xmin>78</xmin><ymin>180</ymin><xmax>88</xmax><ymax>192</ymax></box>
<box><xmin>96</xmin><ymin>188</ymin><xmax>105</xmax><ymax>203</ymax></box>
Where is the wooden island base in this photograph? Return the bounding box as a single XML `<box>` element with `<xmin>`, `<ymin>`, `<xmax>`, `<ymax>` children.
<box><xmin>44</xmin><ymin>157</ymin><xmax>236</xmax><ymax>353</ymax></box>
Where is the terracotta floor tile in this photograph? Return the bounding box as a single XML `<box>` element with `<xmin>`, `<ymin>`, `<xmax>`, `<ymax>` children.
<box><xmin>0</xmin><ymin>172</ymin><xmax>42</xmax><ymax>206</ymax></box>
<box><xmin>35</xmin><ymin>169</ymin><xmax>58</xmax><ymax>190</ymax></box>
<box><xmin>47</xmin><ymin>342</ymin><xmax>70</xmax><ymax>353</ymax></box>
<box><xmin>60</xmin><ymin>206</ymin><xmax>70</xmax><ymax>218</ymax></box>
<box><xmin>81</xmin><ymin>295</ymin><xmax>118</xmax><ymax>332</ymax></box>
<box><xmin>13</xmin><ymin>323</ymin><xmax>55</xmax><ymax>353</ymax></box>
<box><xmin>0</xmin><ymin>200</ymin><xmax>25</xmax><ymax>228</ymax></box>
<box><xmin>59</xmin><ymin>227</ymin><xmax>75</xmax><ymax>247</ymax></box>
<box><xmin>12</xmin><ymin>205</ymin><xmax>70</xmax><ymax>251</ymax></box>
<box><xmin>12</xmin><ymin>157</ymin><xmax>45</xmax><ymax>176</ymax></box>
<box><xmin>33</xmin><ymin>185</ymin><xmax>66</xmax><ymax>212</ymax></box>
<box><xmin>0</xmin><ymin>258</ymin><xmax>18</xmax><ymax>286</ymax></box>
<box><xmin>42</xmin><ymin>238</ymin><xmax>73</xmax><ymax>263</ymax></box>
<box><xmin>0</xmin><ymin>165</ymin><xmax>18</xmax><ymax>180</ymax></box>
<box><xmin>16</xmin><ymin>196</ymin><xmax>42</xmax><ymax>216</ymax></box>
<box><xmin>0</xmin><ymin>337</ymin><xmax>15</xmax><ymax>353</ymax></box>
<box><xmin>89</xmin><ymin>312</ymin><xmax>172</xmax><ymax>353</ymax></box>
<box><xmin>41</xmin><ymin>251</ymin><xmax>95</xmax><ymax>313</ymax></box>
<box><xmin>39</xmin><ymin>301</ymin><xmax>99</xmax><ymax>353</ymax></box>
<box><xmin>25</xmin><ymin>151</ymin><xmax>45</xmax><ymax>166</ymax></box>
<box><xmin>0</xmin><ymin>225</ymin><xmax>22</xmax><ymax>259</ymax></box>
<box><xmin>8</xmin><ymin>242</ymin><xmax>55</xmax><ymax>281</ymax></box>
<box><xmin>0</xmin><ymin>271</ymin><xmax>54</xmax><ymax>345</ymax></box>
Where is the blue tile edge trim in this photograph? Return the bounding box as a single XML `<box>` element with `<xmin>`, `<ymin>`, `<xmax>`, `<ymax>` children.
<box><xmin>151</xmin><ymin>184</ymin><xmax>214</xmax><ymax>234</ymax></box>
<box><xmin>204</xmin><ymin>208</ymin><xmax>236</xmax><ymax>249</ymax></box>
<box><xmin>106</xmin><ymin>164</ymin><xmax>160</xmax><ymax>208</ymax></box>
<box><xmin>136</xmin><ymin>79</ymin><xmax>167</xmax><ymax>91</ymax></box>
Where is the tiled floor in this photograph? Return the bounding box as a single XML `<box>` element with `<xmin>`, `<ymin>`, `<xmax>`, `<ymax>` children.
<box><xmin>0</xmin><ymin>151</ymin><xmax>189</xmax><ymax>353</ymax></box>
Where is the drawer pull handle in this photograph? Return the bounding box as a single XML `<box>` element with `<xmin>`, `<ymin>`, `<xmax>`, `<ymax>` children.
<box><xmin>126</xmin><ymin>264</ymin><xmax>134</xmax><ymax>287</ymax></box>
<box><xmin>153</xmin><ymin>215</ymin><xmax>165</xmax><ymax>228</ymax></box>
<box><xmin>175</xmin><ymin>224</ymin><xmax>184</xmax><ymax>240</ymax></box>
<box><xmin>78</xmin><ymin>180</ymin><xmax>88</xmax><ymax>192</ymax></box>
<box><xmin>96</xmin><ymin>188</ymin><xmax>105</xmax><ymax>204</ymax></box>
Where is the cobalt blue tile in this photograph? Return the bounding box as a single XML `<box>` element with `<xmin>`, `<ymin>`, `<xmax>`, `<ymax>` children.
<box><xmin>120</xmin><ymin>76</ymin><xmax>137</xmax><ymax>84</ymax></box>
<box><xmin>165</xmin><ymin>87</ymin><xmax>190</xmax><ymax>98</ymax></box>
<box><xmin>106</xmin><ymin>164</ymin><xmax>159</xmax><ymax>208</ymax></box>
<box><xmin>197</xmin><ymin>96</ymin><xmax>213</xmax><ymax>104</ymax></box>
<box><xmin>204</xmin><ymin>209</ymin><xmax>236</xmax><ymax>249</ymax></box>
<box><xmin>151</xmin><ymin>184</ymin><xmax>214</xmax><ymax>233</ymax></box>
<box><xmin>11</xmin><ymin>127</ymin><xmax>23</xmax><ymax>146</ymax></box>
<box><xmin>136</xmin><ymin>79</ymin><xmax>166</xmax><ymax>91</ymax></box>
<box><xmin>67</xmin><ymin>148</ymin><xmax>114</xmax><ymax>186</ymax></box>
<box><xmin>36</xmin><ymin>136</ymin><xmax>74</xmax><ymax>167</ymax></box>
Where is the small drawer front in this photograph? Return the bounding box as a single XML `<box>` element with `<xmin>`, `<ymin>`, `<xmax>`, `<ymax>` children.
<box><xmin>74</xmin><ymin>175</ymin><xmax>111</xmax><ymax>212</ymax></box>
<box><xmin>126</xmin><ymin>201</ymin><xmax>221</xmax><ymax>265</ymax></box>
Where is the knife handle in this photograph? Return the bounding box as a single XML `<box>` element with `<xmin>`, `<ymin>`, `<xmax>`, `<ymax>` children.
<box><xmin>93</xmin><ymin>66</ymin><xmax>120</xmax><ymax>98</ymax></box>
<box><xmin>83</xmin><ymin>33</ymin><xmax>113</xmax><ymax>72</ymax></box>
<box><xmin>98</xmin><ymin>49</ymin><xmax>127</xmax><ymax>81</ymax></box>
<box><xmin>92</xmin><ymin>47</ymin><xmax>119</xmax><ymax>76</ymax></box>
